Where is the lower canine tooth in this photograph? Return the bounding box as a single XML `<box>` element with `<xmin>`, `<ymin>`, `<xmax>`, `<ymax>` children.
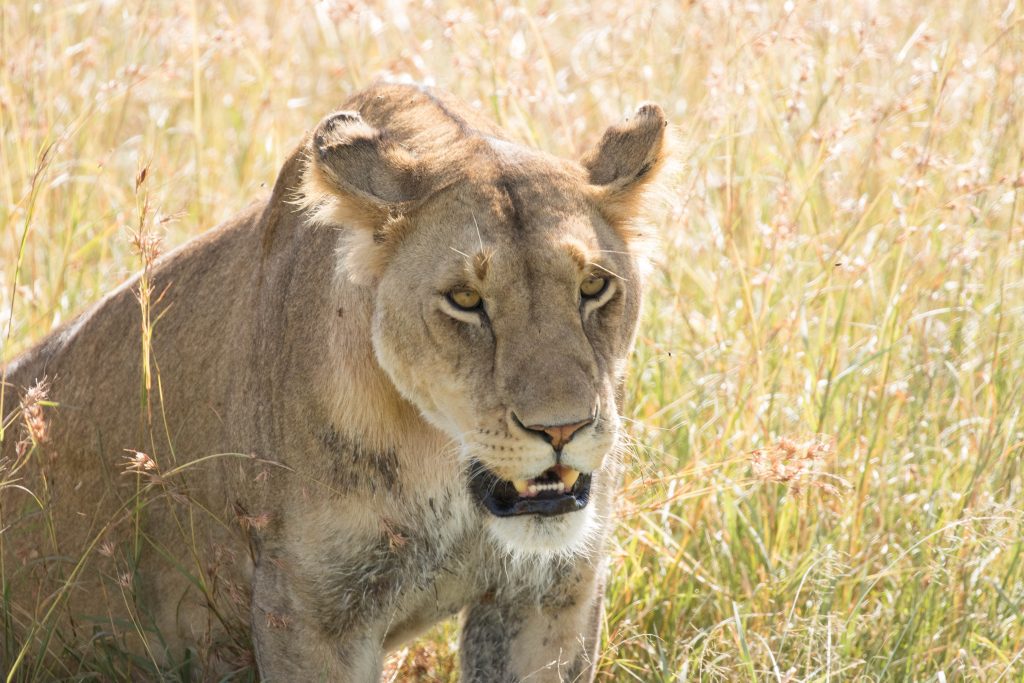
<box><xmin>512</xmin><ymin>479</ymin><xmax>529</xmax><ymax>493</ymax></box>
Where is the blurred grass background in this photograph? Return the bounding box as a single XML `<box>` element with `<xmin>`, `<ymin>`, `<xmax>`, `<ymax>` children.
<box><xmin>2</xmin><ymin>0</ymin><xmax>1024</xmax><ymax>680</ymax></box>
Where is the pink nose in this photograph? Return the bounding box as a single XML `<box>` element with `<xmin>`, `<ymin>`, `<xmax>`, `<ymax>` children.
<box><xmin>527</xmin><ymin>419</ymin><xmax>593</xmax><ymax>451</ymax></box>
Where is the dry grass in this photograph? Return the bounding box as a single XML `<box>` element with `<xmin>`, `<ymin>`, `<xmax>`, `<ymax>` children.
<box><xmin>2</xmin><ymin>0</ymin><xmax>1024</xmax><ymax>680</ymax></box>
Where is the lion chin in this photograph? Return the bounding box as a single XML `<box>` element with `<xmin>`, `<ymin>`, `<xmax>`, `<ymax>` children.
<box><xmin>485</xmin><ymin>505</ymin><xmax>599</xmax><ymax>559</ymax></box>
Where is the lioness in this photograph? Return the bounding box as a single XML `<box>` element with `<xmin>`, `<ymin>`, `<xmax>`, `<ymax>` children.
<box><xmin>0</xmin><ymin>83</ymin><xmax>667</xmax><ymax>681</ymax></box>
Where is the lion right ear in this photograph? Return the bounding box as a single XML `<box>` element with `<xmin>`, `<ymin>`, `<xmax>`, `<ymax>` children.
<box><xmin>304</xmin><ymin>110</ymin><xmax>427</xmax><ymax>228</ymax></box>
<box><xmin>301</xmin><ymin>110</ymin><xmax>429</xmax><ymax>282</ymax></box>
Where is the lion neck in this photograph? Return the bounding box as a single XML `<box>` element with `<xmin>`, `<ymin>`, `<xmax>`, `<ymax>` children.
<box><xmin>258</xmin><ymin>147</ymin><xmax>452</xmax><ymax>473</ymax></box>
<box><xmin>320</xmin><ymin>283</ymin><xmax>445</xmax><ymax>456</ymax></box>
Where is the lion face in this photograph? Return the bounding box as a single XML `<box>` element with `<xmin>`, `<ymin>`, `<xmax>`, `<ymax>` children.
<box><xmin>372</xmin><ymin>167</ymin><xmax>641</xmax><ymax>555</ymax></box>
<box><xmin>301</xmin><ymin>88</ymin><xmax>667</xmax><ymax>555</ymax></box>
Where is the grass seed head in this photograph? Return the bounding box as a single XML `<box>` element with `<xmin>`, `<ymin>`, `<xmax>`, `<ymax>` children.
<box><xmin>19</xmin><ymin>377</ymin><xmax>50</xmax><ymax>445</ymax></box>
<box><xmin>237</xmin><ymin>511</ymin><xmax>271</xmax><ymax>532</ymax></box>
<box><xmin>122</xmin><ymin>450</ymin><xmax>159</xmax><ymax>478</ymax></box>
<box><xmin>751</xmin><ymin>435</ymin><xmax>843</xmax><ymax>495</ymax></box>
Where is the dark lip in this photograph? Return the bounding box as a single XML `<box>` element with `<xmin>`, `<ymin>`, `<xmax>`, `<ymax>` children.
<box><xmin>467</xmin><ymin>460</ymin><xmax>592</xmax><ymax>518</ymax></box>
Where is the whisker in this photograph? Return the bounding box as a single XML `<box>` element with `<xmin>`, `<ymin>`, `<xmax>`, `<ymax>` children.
<box><xmin>586</xmin><ymin>261</ymin><xmax>628</xmax><ymax>281</ymax></box>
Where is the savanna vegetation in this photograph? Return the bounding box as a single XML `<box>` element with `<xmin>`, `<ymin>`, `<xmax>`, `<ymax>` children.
<box><xmin>2</xmin><ymin>0</ymin><xmax>1023</xmax><ymax>680</ymax></box>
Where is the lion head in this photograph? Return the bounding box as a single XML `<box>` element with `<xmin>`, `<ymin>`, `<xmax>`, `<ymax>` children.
<box><xmin>301</xmin><ymin>85</ymin><xmax>668</xmax><ymax>556</ymax></box>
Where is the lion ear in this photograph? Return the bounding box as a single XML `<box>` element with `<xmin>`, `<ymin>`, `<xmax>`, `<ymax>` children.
<box><xmin>304</xmin><ymin>110</ymin><xmax>427</xmax><ymax>229</ymax></box>
<box><xmin>581</xmin><ymin>103</ymin><xmax>669</xmax><ymax>235</ymax></box>
<box><xmin>302</xmin><ymin>110</ymin><xmax>430</xmax><ymax>283</ymax></box>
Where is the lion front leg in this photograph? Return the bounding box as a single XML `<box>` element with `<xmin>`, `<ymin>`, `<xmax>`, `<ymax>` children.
<box><xmin>250</xmin><ymin>556</ymin><xmax>385</xmax><ymax>682</ymax></box>
<box><xmin>460</xmin><ymin>560</ymin><xmax>605</xmax><ymax>683</ymax></box>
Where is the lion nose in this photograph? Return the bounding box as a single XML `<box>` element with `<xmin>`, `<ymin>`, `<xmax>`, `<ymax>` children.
<box><xmin>523</xmin><ymin>418</ymin><xmax>593</xmax><ymax>451</ymax></box>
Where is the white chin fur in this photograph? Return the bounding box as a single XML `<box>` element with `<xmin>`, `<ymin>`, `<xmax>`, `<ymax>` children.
<box><xmin>485</xmin><ymin>505</ymin><xmax>598</xmax><ymax>559</ymax></box>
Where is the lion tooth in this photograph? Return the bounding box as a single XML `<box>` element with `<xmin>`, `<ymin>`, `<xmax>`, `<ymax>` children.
<box><xmin>559</xmin><ymin>468</ymin><xmax>580</xmax><ymax>489</ymax></box>
<box><xmin>512</xmin><ymin>479</ymin><xmax>529</xmax><ymax>493</ymax></box>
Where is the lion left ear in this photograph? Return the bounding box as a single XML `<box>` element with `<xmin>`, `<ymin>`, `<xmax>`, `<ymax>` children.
<box><xmin>581</xmin><ymin>103</ymin><xmax>668</xmax><ymax>232</ymax></box>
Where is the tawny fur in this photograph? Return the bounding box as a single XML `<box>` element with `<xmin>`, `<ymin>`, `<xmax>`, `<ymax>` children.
<box><xmin>0</xmin><ymin>82</ymin><xmax>667</xmax><ymax>682</ymax></box>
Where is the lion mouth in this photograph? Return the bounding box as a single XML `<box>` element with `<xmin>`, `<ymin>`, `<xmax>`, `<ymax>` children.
<box><xmin>468</xmin><ymin>461</ymin><xmax>592</xmax><ymax>517</ymax></box>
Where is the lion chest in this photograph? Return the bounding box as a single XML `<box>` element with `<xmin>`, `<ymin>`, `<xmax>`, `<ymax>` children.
<box><xmin>302</xmin><ymin>484</ymin><xmax>485</xmax><ymax>639</ymax></box>
<box><xmin>290</xmin><ymin>421</ymin><xmax>489</xmax><ymax>638</ymax></box>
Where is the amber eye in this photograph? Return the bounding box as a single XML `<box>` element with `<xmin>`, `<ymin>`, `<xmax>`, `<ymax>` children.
<box><xmin>447</xmin><ymin>288</ymin><xmax>483</xmax><ymax>311</ymax></box>
<box><xmin>580</xmin><ymin>274</ymin><xmax>609</xmax><ymax>299</ymax></box>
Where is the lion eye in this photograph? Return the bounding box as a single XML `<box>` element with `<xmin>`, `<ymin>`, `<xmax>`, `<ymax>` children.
<box><xmin>447</xmin><ymin>288</ymin><xmax>483</xmax><ymax>311</ymax></box>
<box><xmin>580</xmin><ymin>274</ymin><xmax>609</xmax><ymax>299</ymax></box>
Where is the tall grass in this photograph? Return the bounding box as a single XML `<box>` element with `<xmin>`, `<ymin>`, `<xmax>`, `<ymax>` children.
<box><xmin>2</xmin><ymin>0</ymin><xmax>1023</xmax><ymax>680</ymax></box>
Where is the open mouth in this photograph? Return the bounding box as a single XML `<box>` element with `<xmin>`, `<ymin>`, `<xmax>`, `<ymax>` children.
<box><xmin>468</xmin><ymin>461</ymin><xmax>592</xmax><ymax>517</ymax></box>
